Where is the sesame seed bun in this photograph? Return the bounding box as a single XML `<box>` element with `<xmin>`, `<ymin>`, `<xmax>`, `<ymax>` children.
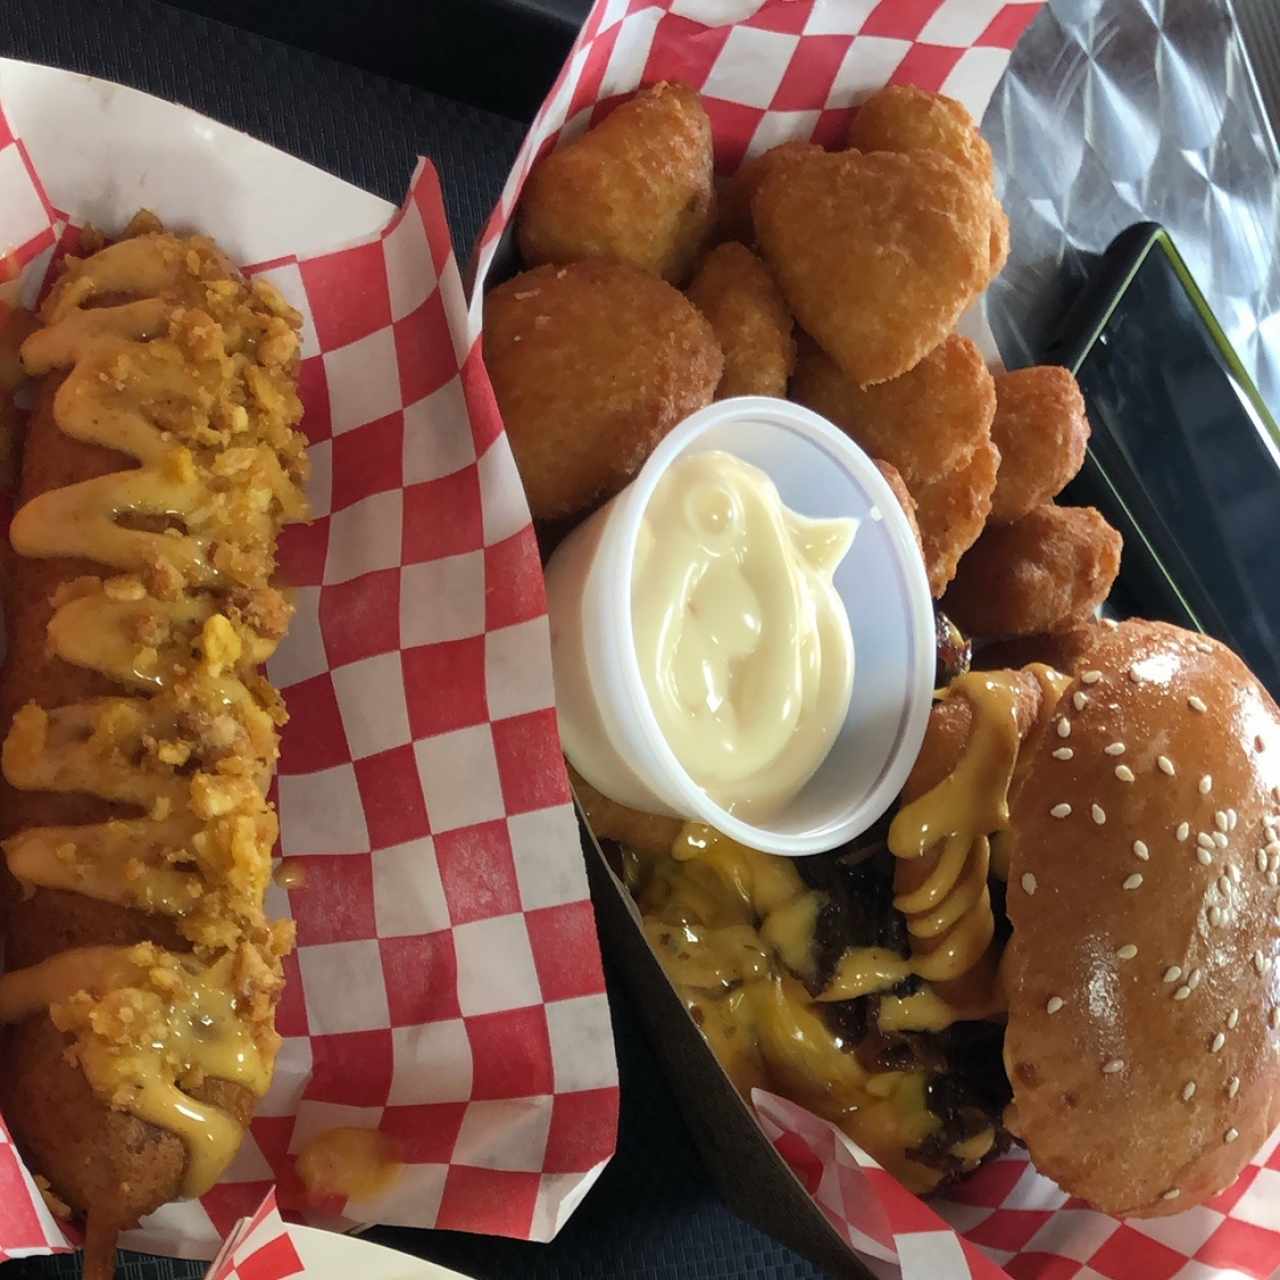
<box><xmin>1002</xmin><ymin>619</ymin><xmax>1280</xmax><ymax>1215</ymax></box>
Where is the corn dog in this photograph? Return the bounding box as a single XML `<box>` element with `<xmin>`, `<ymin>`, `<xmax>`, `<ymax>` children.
<box><xmin>0</xmin><ymin>214</ymin><xmax>307</xmax><ymax>1278</ymax></box>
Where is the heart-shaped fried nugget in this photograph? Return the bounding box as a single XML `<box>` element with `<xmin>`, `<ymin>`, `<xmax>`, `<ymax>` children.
<box><xmin>754</xmin><ymin>149</ymin><xmax>991</xmax><ymax>387</ymax></box>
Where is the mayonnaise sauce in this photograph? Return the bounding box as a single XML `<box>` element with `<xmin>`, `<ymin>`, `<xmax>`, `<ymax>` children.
<box><xmin>631</xmin><ymin>451</ymin><xmax>856</xmax><ymax>820</ymax></box>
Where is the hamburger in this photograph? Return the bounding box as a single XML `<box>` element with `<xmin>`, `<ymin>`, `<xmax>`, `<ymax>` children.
<box><xmin>994</xmin><ymin>618</ymin><xmax>1280</xmax><ymax>1213</ymax></box>
<box><xmin>598</xmin><ymin>617</ymin><xmax>1280</xmax><ymax>1214</ymax></box>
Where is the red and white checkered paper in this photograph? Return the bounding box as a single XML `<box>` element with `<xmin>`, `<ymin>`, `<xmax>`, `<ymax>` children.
<box><xmin>201</xmin><ymin>1188</ymin><xmax>476</xmax><ymax>1279</ymax></box>
<box><xmin>0</xmin><ymin>86</ymin><xmax>618</xmax><ymax>1266</ymax></box>
<box><xmin>471</xmin><ymin>2</ymin><xmax>1280</xmax><ymax>1278</ymax></box>
<box><xmin>204</xmin><ymin>1192</ymin><xmax>302</xmax><ymax>1280</ymax></box>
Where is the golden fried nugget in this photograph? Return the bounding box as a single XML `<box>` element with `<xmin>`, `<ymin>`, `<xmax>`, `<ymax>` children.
<box><xmin>987</xmin><ymin>366</ymin><xmax>1090</xmax><ymax>524</ymax></box>
<box><xmin>791</xmin><ymin>334</ymin><xmax>995</xmax><ymax>487</ymax></box>
<box><xmin>716</xmin><ymin>141</ymin><xmax>822</xmax><ymax>246</ymax></box>
<box><xmin>847</xmin><ymin>85</ymin><xmax>993</xmax><ymax>185</ymax></box>
<box><xmin>518</xmin><ymin>81</ymin><xmax>715</xmax><ymax>284</ymax></box>
<box><xmin>755</xmin><ymin>149</ymin><xmax>991</xmax><ymax>387</ymax></box>
<box><xmin>846</xmin><ymin>86</ymin><xmax>1008</xmax><ymax>285</ymax></box>
<box><xmin>942</xmin><ymin>504</ymin><xmax>1123</xmax><ymax>637</ymax></box>
<box><xmin>486</xmin><ymin>261</ymin><xmax>723</xmax><ymax>520</ymax></box>
<box><xmin>569</xmin><ymin>765</ymin><xmax>684</xmax><ymax>856</ymax></box>
<box><xmin>988</xmin><ymin>202</ymin><xmax>1010</xmax><ymax>282</ymax></box>
<box><xmin>874</xmin><ymin>459</ymin><xmax>923</xmax><ymax>556</ymax></box>
<box><xmin>973</xmin><ymin>624</ymin><xmax>1104</xmax><ymax>677</ymax></box>
<box><xmin>687</xmin><ymin>242</ymin><xmax>794</xmax><ymax>399</ymax></box>
<box><xmin>914</xmin><ymin>435</ymin><xmax>1000</xmax><ymax>598</ymax></box>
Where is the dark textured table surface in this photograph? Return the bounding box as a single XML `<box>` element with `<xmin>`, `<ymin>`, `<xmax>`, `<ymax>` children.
<box><xmin>7</xmin><ymin>3</ymin><xmax>1277</xmax><ymax>1277</ymax></box>
<box><xmin>0</xmin><ymin>1</ymin><xmax>823</xmax><ymax>1277</ymax></box>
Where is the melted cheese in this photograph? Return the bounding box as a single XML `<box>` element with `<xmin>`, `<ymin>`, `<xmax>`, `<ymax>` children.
<box><xmin>629</xmin><ymin>671</ymin><xmax>1035</xmax><ymax>1185</ymax></box>
<box><xmin>296</xmin><ymin>1128</ymin><xmax>402</xmax><ymax>1203</ymax></box>
<box><xmin>637</xmin><ymin>827</ymin><xmax>949</xmax><ymax>1193</ymax></box>
<box><xmin>888</xmin><ymin>672</ymin><xmax>1024</xmax><ymax>996</ymax></box>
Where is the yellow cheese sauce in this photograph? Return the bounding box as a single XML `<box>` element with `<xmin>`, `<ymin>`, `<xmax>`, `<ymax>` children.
<box><xmin>628</xmin><ymin>672</ymin><xmax>1042</xmax><ymax>1190</ymax></box>
<box><xmin>888</xmin><ymin>672</ymin><xmax>1025</xmax><ymax>1005</ymax></box>
<box><xmin>637</xmin><ymin>825</ymin><xmax>996</xmax><ymax>1193</ymax></box>
<box><xmin>631</xmin><ymin>451</ymin><xmax>855</xmax><ymax>820</ymax></box>
<box><xmin>0</xmin><ymin>223</ymin><xmax>305</xmax><ymax>1199</ymax></box>
<box><xmin>296</xmin><ymin>1127</ymin><xmax>402</xmax><ymax>1203</ymax></box>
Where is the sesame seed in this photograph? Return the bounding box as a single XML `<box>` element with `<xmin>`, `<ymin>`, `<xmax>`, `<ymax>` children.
<box><xmin>1258</xmin><ymin>850</ymin><xmax>1269</xmax><ymax>873</ymax></box>
<box><xmin>1158</xmin><ymin>756</ymin><xmax>1176</xmax><ymax>776</ymax></box>
<box><xmin>1050</xmin><ymin>803</ymin><xmax>1072</xmax><ymax>819</ymax></box>
<box><xmin>1116</xmin><ymin>945</ymin><xmax>1138</xmax><ymax>961</ymax></box>
<box><xmin>1177</xmin><ymin>822</ymin><xmax>1190</xmax><ymax>842</ymax></box>
<box><xmin>1057</xmin><ymin>718</ymin><xmax>1071</xmax><ymax>739</ymax></box>
<box><xmin>1092</xmin><ymin>804</ymin><xmax>1107</xmax><ymax>825</ymax></box>
<box><xmin>1082</xmin><ymin>670</ymin><xmax>1102</xmax><ymax>684</ymax></box>
<box><xmin>1115</xmin><ymin>765</ymin><xmax>1135</xmax><ymax>783</ymax></box>
<box><xmin>1189</xmin><ymin>696</ymin><xmax>1207</xmax><ymax>713</ymax></box>
<box><xmin>1052</xmin><ymin>747</ymin><xmax>1074</xmax><ymax>761</ymax></box>
<box><xmin>1181</xmin><ymin>1081</ymin><xmax>1197</xmax><ymax>1101</ymax></box>
<box><xmin>1174</xmin><ymin>985</ymin><xmax>1192</xmax><ymax>1001</ymax></box>
<box><xmin>1271</xmin><ymin>1008</ymin><xmax>1280</xmax><ymax>1031</ymax></box>
<box><xmin>1269</xmin><ymin>841</ymin><xmax>1280</xmax><ymax>856</ymax></box>
<box><xmin>1197</xmin><ymin>848</ymin><xmax>1214</xmax><ymax>866</ymax></box>
<box><xmin>1213</xmin><ymin>831</ymin><xmax>1229</xmax><ymax>849</ymax></box>
<box><xmin>1230</xmin><ymin>863</ymin><xmax>1242</xmax><ymax>884</ymax></box>
<box><xmin>1269</xmin><ymin>871</ymin><xmax>1278</xmax><ymax>887</ymax></box>
<box><xmin>1228</xmin><ymin>1008</ymin><xmax>1240</xmax><ymax>1029</ymax></box>
<box><xmin>1254</xmin><ymin>951</ymin><xmax>1266</xmax><ymax>974</ymax></box>
<box><xmin>1046</xmin><ymin>996</ymin><xmax>1064</xmax><ymax>1015</ymax></box>
<box><xmin>1228</xmin><ymin>808</ymin><xmax>1238</xmax><ymax>831</ymax></box>
<box><xmin>1209</xmin><ymin>906</ymin><xmax>1225</xmax><ymax>927</ymax></box>
<box><xmin>1162</xmin><ymin>1188</ymin><xmax>1181</xmax><ymax>1201</ymax></box>
<box><xmin>1198</xmin><ymin>832</ymin><xmax>1216</xmax><ymax>850</ymax></box>
<box><xmin>1123</xmin><ymin>874</ymin><xmax>1143</xmax><ymax>891</ymax></box>
<box><xmin>1133</xmin><ymin>840</ymin><xmax>1150</xmax><ymax>860</ymax></box>
<box><xmin>1212</xmin><ymin>1032</ymin><xmax>1226</xmax><ymax>1053</ymax></box>
<box><xmin>1102</xmin><ymin>618</ymin><xmax>1119</xmax><ymax>630</ymax></box>
<box><xmin>1228</xmin><ymin>1076</ymin><xmax>1241</xmax><ymax>1098</ymax></box>
<box><xmin>1021</xmin><ymin>873</ymin><xmax>1038</xmax><ymax>896</ymax></box>
<box><xmin>1225</xmin><ymin>1127</ymin><xmax>1239</xmax><ymax>1144</ymax></box>
<box><xmin>1072</xmin><ymin>690</ymin><xmax>1088</xmax><ymax>711</ymax></box>
<box><xmin>1128</xmin><ymin>665</ymin><xmax>1142</xmax><ymax>682</ymax></box>
<box><xmin>1200</xmin><ymin>774</ymin><xmax>1213</xmax><ymax>794</ymax></box>
<box><xmin>1219</xmin><ymin>874</ymin><xmax>1232</xmax><ymax>896</ymax></box>
<box><xmin>1189</xmin><ymin>968</ymin><xmax>1203</xmax><ymax>989</ymax></box>
<box><xmin>1216</xmin><ymin>811</ymin><xmax>1230</xmax><ymax>833</ymax></box>
<box><xmin>1163</xmin><ymin>966</ymin><xmax>1183</xmax><ymax>983</ymax></box>
<box><xmin>1104</xmin><ymin>742</ymin><xmax>1126</xmax><ymax>756</ymax></box>
<box><xmin>1102</xmin><ymin>1058</ymin><xmax>1125</xmax><ymax>1074</ymax></box>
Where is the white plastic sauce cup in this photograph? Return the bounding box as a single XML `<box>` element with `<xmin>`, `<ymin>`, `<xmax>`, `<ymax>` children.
<box><xmin>544</xmin><ymin>397</ymin><xmax>935</xmax><ymax>857</ymax></box>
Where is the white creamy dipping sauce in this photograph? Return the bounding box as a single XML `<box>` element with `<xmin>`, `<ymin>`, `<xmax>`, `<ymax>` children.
<box><xmin>631</xmin><ymin>450</ymin><xmax>857</xmax><ymax>820</ymax></box>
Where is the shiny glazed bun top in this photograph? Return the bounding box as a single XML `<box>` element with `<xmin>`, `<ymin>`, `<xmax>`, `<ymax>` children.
<box><xmin>1002</xmin><ymin>620</ymin><xmax>1280</xmax><ymax>1216</ymax></box>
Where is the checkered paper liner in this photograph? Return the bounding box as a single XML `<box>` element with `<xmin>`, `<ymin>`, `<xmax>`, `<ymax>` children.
<box><xmin>204</xmin><ymin>1192</ymin><xmax>302</xmax><ymax>1280</ymax></box>
<box><xmin>0</xmin><ymin>90</ymin><xmax>618</xmax><ymax>1265</ymax></box>
<box><xmin>470</xmin><ymin>2</ymin><xmax>1280</xmax><ymax>1278</ymax></box>
<box><xmin>202</xmin><ymin>1188</ymin><xmax>477</xmax><ymax>1280</ymax></box>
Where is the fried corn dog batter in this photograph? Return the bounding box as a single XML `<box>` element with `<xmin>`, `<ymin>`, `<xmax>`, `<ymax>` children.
<box><xmin>0</xmin><ymin>216</ymin><xmax>308</xmax><ymax>1275</ymax></box>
